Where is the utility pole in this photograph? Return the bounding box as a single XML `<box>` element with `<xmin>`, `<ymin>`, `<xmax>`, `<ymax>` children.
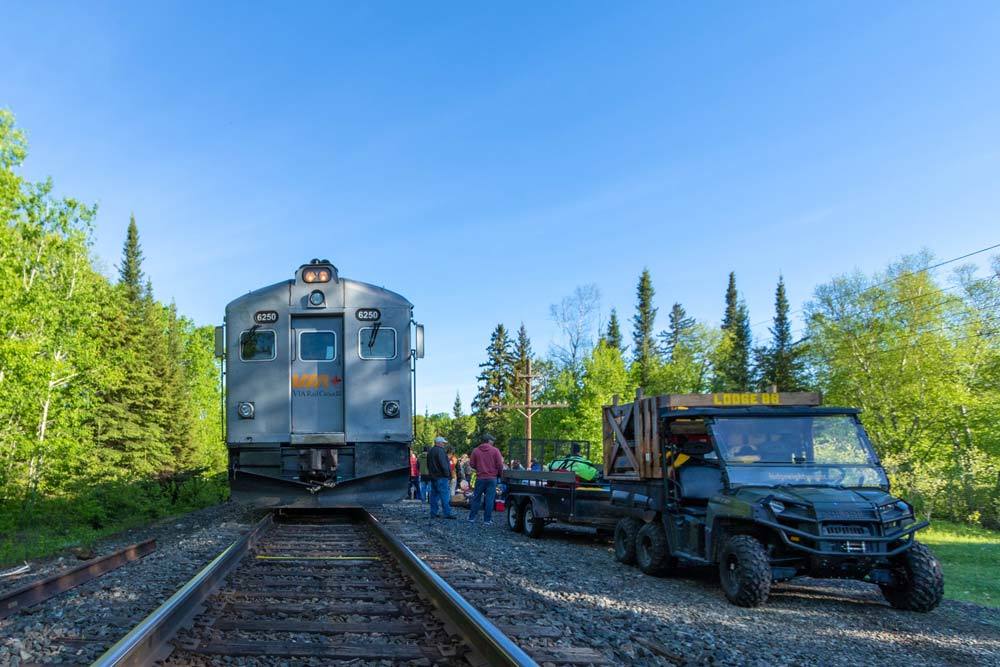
<box><xmin>491</xmin><ymin>358</ymin><xmax>568</xmax><ymax>464</ymax></box>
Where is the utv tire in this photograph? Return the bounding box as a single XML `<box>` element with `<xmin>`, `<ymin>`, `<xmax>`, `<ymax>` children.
<box><xmin>507</xmin><ymin>500</ymin><xmax>524</xmax><ymax>533</ymax></box>
<box><xmin>614</xmin><ymin>518</ymin><xmax>642</xmax><ymax>564</ymax></box>
<box><xmin>879</xmin><ymin>542</ymin><xmax>944</xmax><ymax>612</ymax></box>
<box><xmin>524</xmin><ymin>504</ymin><xmax>545</xmax><ymax>539</ymax></box>
<box><xmin>719</xmin><ymin>535</ymin><xmax>771</xmax><ymax>607</ymax></box>
<box><xmin>635</xmin><ymin>522</ymin><xmax>675</xmax><ymax>575</ymax></box>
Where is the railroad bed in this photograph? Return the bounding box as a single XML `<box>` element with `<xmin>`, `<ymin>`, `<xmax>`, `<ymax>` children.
<box><xmin>93</xmin><ymin>509</ymin><xmax>602</xmax><ymax>666</ymax></box>
<box><xmin>375</xmin><ymin>518</ymin><xmax>610</xmax><ymax>666</ymax></box>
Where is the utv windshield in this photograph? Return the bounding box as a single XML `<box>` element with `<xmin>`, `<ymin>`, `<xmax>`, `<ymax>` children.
<box><xmin>710</xmin><ymin>414</ymin><xmax>888</xmax><ymax>489</ymax></box>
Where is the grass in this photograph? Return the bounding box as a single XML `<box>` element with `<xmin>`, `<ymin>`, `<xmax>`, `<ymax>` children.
<box><xmin>920</xmin><ymin>519</ymin><xmax>1000</xmax><ymax>607</ymax></box>
<box><xmin>0</xmin><ymin>476</ymin><xmax>228</xmax><ymax>569</ymax></box>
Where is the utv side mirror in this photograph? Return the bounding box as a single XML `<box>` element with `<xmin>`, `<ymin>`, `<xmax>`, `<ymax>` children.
<box><xmin>414</xmin><ymin>323</ymin><xmax>425</xmax><ymax>359</ymax></box>
<box><xmin>214</xmin><ymin>325</ymin><xmax>226</xmax><ymax>358</ymax></box>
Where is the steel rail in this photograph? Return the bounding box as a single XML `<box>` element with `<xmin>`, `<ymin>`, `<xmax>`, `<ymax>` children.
<box><xmin>360</xmin><ymin>509</ymin><xmax>538</xmax><ymax>667</ymax></box>
<box><xmin>91</xmin><ymin>514</ymin><xmax>273</xmax><ymax>667</ymax></box>
<box><xmin>0</xmin><ymin>539</ymin><xmax>156</xmax><ymax>620</ymax></box>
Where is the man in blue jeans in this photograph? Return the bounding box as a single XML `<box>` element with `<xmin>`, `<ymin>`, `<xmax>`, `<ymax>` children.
<box><xmin>467</xmin><ymin>433</ymin><xmax>504</xmax><ymax>524</ymax></box>
<box><xmin>427</xmin><ymin>436</ymin><xmax>457</xmax><ymax>519</ymax></box>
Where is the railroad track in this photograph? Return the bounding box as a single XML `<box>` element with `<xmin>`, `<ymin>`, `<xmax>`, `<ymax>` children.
<box><xmin>375</xmin><ymin>515</ymin><xmax>611</xmax><ymax>666</ymax></box>
<box><xmin>94</xmin><ymin>509</ymin><xmax>536</xmax><ymax>666</ymax></box>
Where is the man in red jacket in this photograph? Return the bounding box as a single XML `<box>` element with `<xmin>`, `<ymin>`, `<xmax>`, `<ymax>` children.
<box><xmin>467</xmin><ymin>433</ymin><xmax>504</xmax><ymax>524</ymax></box>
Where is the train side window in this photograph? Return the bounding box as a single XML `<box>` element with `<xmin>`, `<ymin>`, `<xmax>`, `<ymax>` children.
<box><xmin>239</xmin><ymin>329</ymin><xmax>276</xmax><ymax>361</ymax></box>
<box><xmin>359</xmin><ymin>326</ymin><xmax>397</xmax><ymax>359</ymax></box>
<box><xmin>299</xmin><ymin>331</ymin><xmax>337</xmax><ymax>361</ymax></box>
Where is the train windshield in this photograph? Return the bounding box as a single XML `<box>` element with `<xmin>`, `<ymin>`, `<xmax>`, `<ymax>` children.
<box><xmin>239</xmin><ymin>330</ymin><xmax>275</xmax><ymax>361</ymax></box>
<box><xmin>710</xmin><ymin>415</ymin><xmax>887</xmax><ymax>488</ymax></box>
<box><xmin>359</xmin><ymin>326</ymin><xmax>396</xmax><ymax>359</ymax></box>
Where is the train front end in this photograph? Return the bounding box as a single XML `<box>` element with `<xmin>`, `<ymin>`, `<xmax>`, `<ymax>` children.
<box><xmin>218</xmin><ymin>260</ymin><xmax>423</xmax><ymax>507</ymax></box>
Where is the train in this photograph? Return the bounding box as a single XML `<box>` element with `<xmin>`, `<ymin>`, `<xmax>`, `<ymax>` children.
<box><xmin>215</xmin><ymin>259</ymin><xmax>423</xmax><ymax>506</ymax></box>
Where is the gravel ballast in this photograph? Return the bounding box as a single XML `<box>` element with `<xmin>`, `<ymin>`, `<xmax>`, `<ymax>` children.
<box><xmin>376</xmin><ymin>501</ymin><xmax>1000</xmax><ymax>667</ymax></box>
<box><xmin>0</xmin><ymin>502</ymin><xmax>257</xmax><ymax>666</ymax></box>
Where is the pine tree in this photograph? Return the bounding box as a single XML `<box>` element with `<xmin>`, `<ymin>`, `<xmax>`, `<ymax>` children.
<box><xmin>514</xmin><ymin>322</ymin><xmax>533</xmax><ymax>385</ymax></box>
<box><xmin>161</xmin><ymin>303</ymin><xmax>195</xmax><ymax>471</ymax></box>
<box><xmin>604</xmin><ymin>308</ymin><xmax>623</xmax><ymax>354</ymax></box>
<box><xmin>631</xmin><ymin>269</ymin><xmax>658</xmax><ymax>389</ymax></box>
<box><xmin>471</xmin><ymin>324</ymin><xmax>515</xmax><ymax>439</ymax></box>
<box><xmin>118</xmin><ymin>215</ymin><xmax>144</xmax><ymax>303</ymax></box>
<box><xmin>659</xmin><ymin>302</ymin><xmax>695</xmax><ymax>360</ymax></box>
<box><xmin>715</xmin><ymin>272</ymin><xmax>752</xmax><ymax>390</ymax></box>
<box><xmin>756</xmin><ymin>276</ymin><xmax>804</xmax><ymax>390</ymax></box>
<box><xmin>452</xmin><ymin>392</ymin><xmax>464</xmax><ymax>419</ymax></box>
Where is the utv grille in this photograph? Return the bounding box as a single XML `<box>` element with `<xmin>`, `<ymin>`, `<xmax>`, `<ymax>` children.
<box><xmin>822</xmin><ymin>524</ymin><xmax>870</xmax><ymax>536</ymax></box>
<box><xmin>822</xmin><ymin>510</ymin><xmax>873</xmax><ymax>521</ymax></box>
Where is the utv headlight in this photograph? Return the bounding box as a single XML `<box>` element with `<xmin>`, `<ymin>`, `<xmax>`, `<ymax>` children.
<box><xmin>237</xmin><ymin>401</ymin><xmax>255</xmax><ymax>419</ymax></box>
<box><xmin>768</xmin><ymin>500</ymin><xmax>786</xmax><ymax>514</ymax></box>
<box><xmin>382</xmin><ymin>400</ymin><xmax>400</xmax><ymax>419</ymax></box>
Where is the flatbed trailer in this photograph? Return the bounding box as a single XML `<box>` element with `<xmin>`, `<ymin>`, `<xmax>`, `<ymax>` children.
<box><xmin>502</xmin><ymin>469</ymin><xmax>625</xmax><ymax>538</ymax></box>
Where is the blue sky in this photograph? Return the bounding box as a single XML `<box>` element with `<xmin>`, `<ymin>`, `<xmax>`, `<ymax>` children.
<box><xmin>3</xmin><ymin>2</ymin><xmax>999</xmax><ymax>412</ymax></box>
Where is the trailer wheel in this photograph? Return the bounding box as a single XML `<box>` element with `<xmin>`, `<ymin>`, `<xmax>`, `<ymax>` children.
<box><xmin>878</xmin><ymin>542</ymin><xmax>944</xmax><ymax>612</ymax></box>
<box><xmin>718</xmin><ymin>535</ymin><xmax>771</xmax><ymax>607</ymax></box>
<box><xmin>506</xmin><ymin>500</ymin><xmax>525</xmax><ymax>533</ymax></box>
<box><xmin>523</xmin><ymin>503</ymin><xmax>545</xmax><ymax>538</ymax></box>
<box><xmin>635</xmin><ymin>522</ymin><xmax>675</xmax><ymax>575</ymax></box>
<box><xmin>614</xmin><ymin>518</ymin><xmax>641</xmax><ymax>564</ymax></box>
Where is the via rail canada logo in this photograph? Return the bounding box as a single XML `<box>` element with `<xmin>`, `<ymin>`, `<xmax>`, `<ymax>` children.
<box><xmin>292</xmin><ymin>373</ymin><xmax>343</xmax><ymax>396</ymax></box>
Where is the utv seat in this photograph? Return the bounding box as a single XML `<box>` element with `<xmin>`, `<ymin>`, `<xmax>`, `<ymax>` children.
<box><xmin>676</xmin><ymin>464</ymin><xmax>723</xmax><ymax>505</ymax></box>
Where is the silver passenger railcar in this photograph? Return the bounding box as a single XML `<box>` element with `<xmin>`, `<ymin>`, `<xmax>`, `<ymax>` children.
<box><xmin>215</xmin><ymin>259</ymin><xmax>424</xmax><ymax>506</ymax></box>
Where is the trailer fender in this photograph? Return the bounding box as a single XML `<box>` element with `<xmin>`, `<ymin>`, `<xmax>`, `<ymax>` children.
<box><xmin>522</xmin><ymin>495</ymin><xmax>551</xmax><ymax>519</ymax></box>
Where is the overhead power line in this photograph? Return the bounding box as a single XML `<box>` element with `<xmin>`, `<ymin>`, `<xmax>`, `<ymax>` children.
<box><xmin>749</xmin><ymin>241</ymin><xmax>1000</xmax><ymax>331</ymax></box>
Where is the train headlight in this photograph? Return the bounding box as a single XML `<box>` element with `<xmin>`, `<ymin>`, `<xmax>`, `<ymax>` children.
<box><xmin>308</xmin><ymin>290</ymin><xmax>325</xmax><ymax>307</ymax></box>
<box><xmin>382</xmin><ymin>400</ymin><xmax>400</xmax><ymax>419</ymax></box>
<box><xmin>237</xmin><ymin>401</ymin><xmax>255</xmax><ymax>419</ymax></box>
<box><xmin>303</xmin><ymin>268</ymin><xmax>332</xmax><ymax>283</ymax></box>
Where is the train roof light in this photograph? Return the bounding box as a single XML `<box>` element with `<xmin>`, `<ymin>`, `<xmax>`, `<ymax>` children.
<box><xmin>303</xmin><ymin>268</ymin><xmax>332</xmax><ymax>283</ymax></box>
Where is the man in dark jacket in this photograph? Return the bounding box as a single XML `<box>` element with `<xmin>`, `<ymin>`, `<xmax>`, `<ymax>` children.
<box><xmin>468</xmin><ymin>433</ymin><xmax>504</xmax><ymax>524</ymax></box>
<box><xmin>428</xmin><ymin>436</ymin><xmax>456</xmax><ymax>519</ymax></box>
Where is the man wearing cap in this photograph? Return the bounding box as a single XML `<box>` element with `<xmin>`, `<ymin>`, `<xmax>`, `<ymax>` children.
<box><xmin>428</xmin><ymin>436</ymin><xmax>457</xmax><ymax>519</ymax></box>
<box><xmin>467</xmin><ymin>433</ymin><xmax>504</xmax><ymax>525</ymax></box>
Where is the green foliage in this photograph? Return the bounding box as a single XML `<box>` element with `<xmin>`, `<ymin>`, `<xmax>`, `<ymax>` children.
<box><xmin>0</xmin><ymin>110</ymin><xmax>225</xmax><ymax>561</ymax></box>
<box><xmin>471</xmin><ymin>323</ymin><xmax>515</xmax><ymax>442</ymax></box>
<box><xmin>754</xmin><ymin>276</ymin><xmax>807</xmax><ymax>390</ymax></box>
<box><xmin>805</xmin><ymin>254</ymin><xmax>1000</xmax><ymax>527</ymax></box>
<box><xmin>631</xmin><ymin>268</ymin><xmax>658</xmax><ymax>389</ymax></box>
<box><xmin>604</xmin><ymin>308</ymin><xmax>623</xmax><ymax>354</ymax></box>
<box><xmin>714</xmin><ymin>272</ymin><xmax>752</xmax><ymax>390</ymax></box>
<box><xmin>118</xmin><ymin>215</ymin><xmax>144</xmax><ymax>302</ymax></box>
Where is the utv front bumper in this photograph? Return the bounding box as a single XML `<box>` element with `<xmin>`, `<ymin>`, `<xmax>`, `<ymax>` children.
<box><xmin>757</xmin><ymin>517</ymin><xmax>929</xmax><ymax>557</ymax></box>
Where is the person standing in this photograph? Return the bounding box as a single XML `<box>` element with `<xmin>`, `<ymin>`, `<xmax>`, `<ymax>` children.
<box><xmin>447</xmin><ymin>447</ymin><xmax>458</xmax><ymax>499</ymax></box>
<box><xmin>467</xmin><ymin>433</ymin><xmax>504</xmax><ymax>525</ymax></box>
<box><xmin>408</xmin><ymin>448</ymin><xmax>421</xmax><ymax>500</ymax></box>
<box><xmin>418</xmin><ymin>447</ymin><xmax>431</xmax><ymax>503</ymax></box>
<box><xmin>428</xmin><ymin>437</ymin><xmax>456</xmax><ymax>519</ymax></box>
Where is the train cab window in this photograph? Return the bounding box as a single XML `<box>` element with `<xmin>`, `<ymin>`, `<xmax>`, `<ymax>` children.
<box><xmin>299</xmin><ymin>331</ymin><xmax>337</xmax><ymax>361</ymax></box>
<box><xmin>239</xmin><ymin>329</ymin><xmax>276</xmax><ymax>361</ymax></box>
<box><xmin>359</xmin><ymin>326</ymin><xmax>396</xmax><ymax>359</ymax></box>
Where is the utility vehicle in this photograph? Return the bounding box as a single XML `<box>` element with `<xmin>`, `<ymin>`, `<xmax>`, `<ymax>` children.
<box><xmin>605</xmin><ymin>392</ymin><xmax>944</xmax><ymax>610</ymax></box>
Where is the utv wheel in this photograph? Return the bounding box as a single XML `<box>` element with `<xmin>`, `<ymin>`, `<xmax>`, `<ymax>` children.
<box><xmin>718</xmin><ymin>535</ymin><xmax>771</xmax><ymax>607</ymax></box>
<box><xmin>635</xmin><ymin>522</ymin><xmax>675</xmax><ymax>575</ymax></box>
<box><xmin>506</xmin><ymin>500</ymin><xmax>524</xmax><ymax>533</ymax></box>
<box><xmin>523</xmin><ymin>504</ymin><xmax>545</xmax><ymax>538</ymax></box>
<box><xmin>879</xmin><ymin>542</ymin><xmax>944</xmax><ymax>612</ymax></box>
<box><xmin>614</xmin><ymin>518</ymin><xmax>642</xmax><ymax>565</ymax></box>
